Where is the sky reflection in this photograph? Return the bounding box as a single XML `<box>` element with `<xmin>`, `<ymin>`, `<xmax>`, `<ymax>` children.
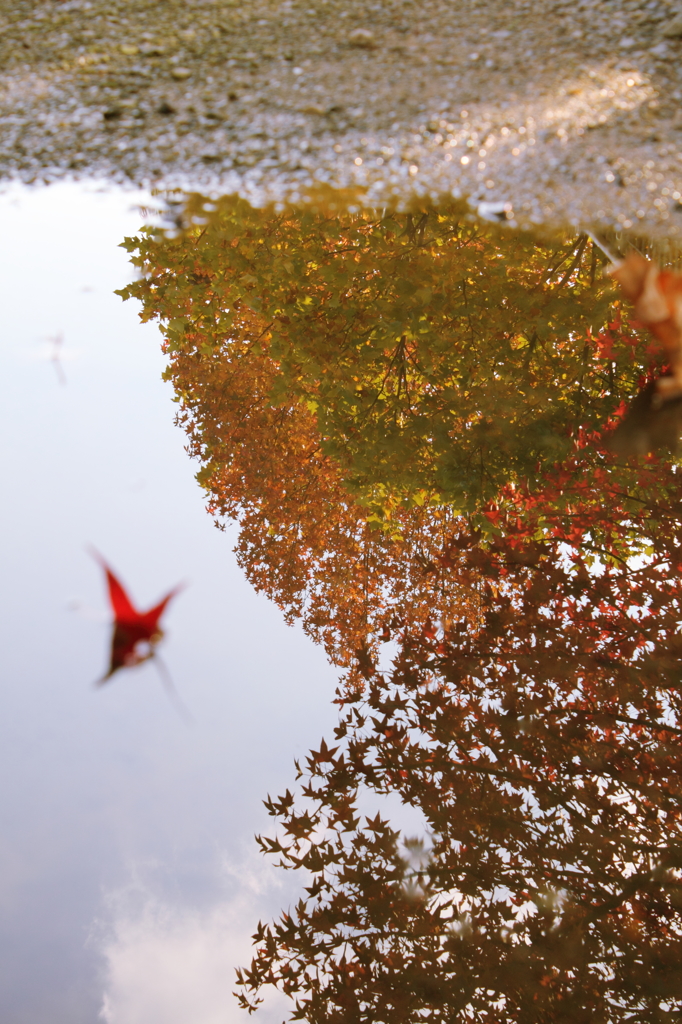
<box><xmin>0</xmin><ymin>182</ymin><xmax>338</xmax><ymax>1024</ymax></box>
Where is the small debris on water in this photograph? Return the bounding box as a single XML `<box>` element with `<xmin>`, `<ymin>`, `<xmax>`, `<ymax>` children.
<box><xmin>477</xmin><ymin>200</ymin><xmax>514</xmax><ymax>223</ymax></box>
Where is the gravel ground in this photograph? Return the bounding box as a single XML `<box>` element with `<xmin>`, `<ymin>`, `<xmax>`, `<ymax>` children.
<box><xmin>3</xmin><ymin>0</ymin><xmax>682</xmax><ymax>239</ymax></box>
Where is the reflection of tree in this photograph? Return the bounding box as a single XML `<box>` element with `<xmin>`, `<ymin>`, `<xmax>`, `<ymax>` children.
<box><xmin>118</xmin><ymin>197</ymin><xmax>666</xmax><ymax>663</ymax></box>
<box><xmin>119</xmin><ymin>197</ymin><xmax>682</xmax><ymax>1020</ymax></box>
<box><xmin>120</xmin><ymin>195</ymin><xmax>647</xmax><ymax>527</ymax></box>
<box><xmin>237</xmin><ymin>515</ymin><xmax>682</xmax><ymax>1023</ymax></box>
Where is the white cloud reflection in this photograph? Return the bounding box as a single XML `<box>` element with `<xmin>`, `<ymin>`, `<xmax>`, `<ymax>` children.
<box><xmin>99</xmin><ymin>858</ymin><xmax>291</xmax><ymax>1024</ymax></box>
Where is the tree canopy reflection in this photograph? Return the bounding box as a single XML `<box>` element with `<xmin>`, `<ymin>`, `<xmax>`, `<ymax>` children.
<box><xmin>120</xmin><ymin>195</ymin><xmax>682</xmax><ymax>1022</ymax></box>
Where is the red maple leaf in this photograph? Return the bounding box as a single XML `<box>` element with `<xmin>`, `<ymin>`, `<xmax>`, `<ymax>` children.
<box><xmin>91</xmin><ymin>549</ymin><xmax>182</xmax><ymax>682</ymax></box>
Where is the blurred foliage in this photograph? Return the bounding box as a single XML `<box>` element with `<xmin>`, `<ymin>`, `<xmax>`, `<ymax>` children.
<box><xmin>118</xmin><ymin>193</ymin><xmax>656</xmax><ymax>526</ymax></box>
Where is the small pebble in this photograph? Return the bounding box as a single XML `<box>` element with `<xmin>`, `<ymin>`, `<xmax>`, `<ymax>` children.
<box><xmin>140</xmin><ymin>42</ymin><xmax>166</xmax><ymax>56</ymax></box>
<box><xmin>120</xmin><ymin>44</ymin><xmax>139</xmax><ymax>56</ymax></box>
<box><xmin>348</xmin><ymin>28</ymin><xmax>376</xmax><ymax>49</ymax></box>
<box><xmin>662</xmin><ymin>16</ymin><xmax>682</xmax><ymax>39</ymax></box>
<box><xmin>171</xmin><ymin>67</ymin><xmax>192</xmax><ymax>80</ymax></box>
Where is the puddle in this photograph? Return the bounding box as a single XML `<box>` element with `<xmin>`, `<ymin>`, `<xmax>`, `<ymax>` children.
<box><xmin>2</xmin><ymin>174</ymin><xmax>682</xmax><ymax>1022</ymax></box>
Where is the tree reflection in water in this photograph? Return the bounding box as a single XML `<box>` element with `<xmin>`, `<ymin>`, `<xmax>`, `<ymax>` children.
<box><xmin>120</xmin><ymin>196</ymin><xmax>682</xmax><ymax>1022</ymax></box>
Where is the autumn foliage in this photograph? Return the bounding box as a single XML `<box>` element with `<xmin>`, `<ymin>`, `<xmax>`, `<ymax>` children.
<box><xmin>145</xmin><ymin>294</ymin><xmax>478</xmax><ymax>667</ymax></box>
<box><xmin>121</xmin><ymin>196</ymin><xmax>656</xmax><ymax>518</ymax></box>
<box><xmin>118</xmin><ymin>197</ymin><xmax>661</xmax><ymax>660</ymax></box>
<box><xmin>119</xmin><ymin>195</ymin><xmax>682</xmax><ymax>1021</ymax></box>
<box><xmin>237</xmin><ymin>499</ymin><xmax>682</xmax><ymax>1023</ymax></box>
